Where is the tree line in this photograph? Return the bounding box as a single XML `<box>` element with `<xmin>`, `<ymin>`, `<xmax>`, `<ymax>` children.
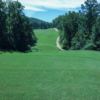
<box><xmin>0</xmin><ymin>0</ymin><xmax>37</xmax><ymax>52</ymax></box>
<box><xmin>29</xmin><ymin>17</ymin><xmax>53</xmax><ymax>29</ymax></box>
<box><xmin>53</xmin><ymin>0</ymin><xmax>100</xmax><ymax>50</ymax></box>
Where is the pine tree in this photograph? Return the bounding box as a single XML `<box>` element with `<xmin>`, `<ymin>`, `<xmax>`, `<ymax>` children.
<box><xmin>81</xmin><ymin>0</ymin><xmax>100</xmax><ymax>36</ymax></box>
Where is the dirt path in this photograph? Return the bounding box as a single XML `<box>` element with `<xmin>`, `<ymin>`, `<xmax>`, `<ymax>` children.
<box><xmin>56</xmin><ymin>36</ymin><xmax>64</xmax><ymax>51</ymax></box>
<box><xmin>54</xmin><ymin>28</ymin><xmax>64</xmax><ymax>51</ymax></box>
<box><xmin>54</xmin><ymin>28</ymin><xmax>59</xmax><ymax>32</ymax></box>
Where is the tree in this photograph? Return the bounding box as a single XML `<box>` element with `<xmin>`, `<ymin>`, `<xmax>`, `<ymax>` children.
<box><xmin>6</xmin><ymin>1</ymin><xmax>37</xmax><ymax>51</ymax></box>
<box><xmin>92</xmin><ymin>17</ymin><xmax>100</xmax><ymax>50</ymax></box>
<box><xmin>0</xmin><ymin>0</ymin><xmax>37</xmax><ymax>52</ymax></box>
<box><xmin>53</xmin><ymin>15</ymin><xmax>64</xmax><ymax>30</ymax></box>
<box><xmin>53</xmin><ymin>0</ymin><xmax>100</xmax><ymax>51</ymax></box>
<box><xmin>0</xmin><ymin>0</ymin><xmax>7</xmax><ymax>50</ymax></box>
<box><xmin>61</xmin><ymin>12</ymin><xmax>79</xmax><ymax>49</ymax></box>
<box><xmin>81</xmin><ymin>0</ymin><xmax>100</xmax><ymax>36</ymax></box>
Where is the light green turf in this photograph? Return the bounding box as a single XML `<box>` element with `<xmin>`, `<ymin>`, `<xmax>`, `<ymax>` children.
<box><xmin>0</xmin><ymin>28</ymin><xmax>100</xmax><ymax>100</ymax></box>
<box><xmin>34</xmin><ymin>28</ymin><xmax>59</xmax><ymax>52</ymax></box>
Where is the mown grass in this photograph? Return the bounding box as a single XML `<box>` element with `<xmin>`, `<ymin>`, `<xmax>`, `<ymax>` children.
<box><xmin>0</xmin><ymin>28</ymin><xmax>100</xmax><ymax>100</ymax></box>
<box><xmin>34</xmin><ymin>28</ymin><xmax>59</xmax><ymax>52</ymax></box>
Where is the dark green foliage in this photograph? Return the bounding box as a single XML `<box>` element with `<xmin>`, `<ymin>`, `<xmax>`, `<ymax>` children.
<box><xmin>29</xmin><ymin>18</ymin><xmax>52</xmax><ymax>29</ymax></box>
<box><xmin>53</xmin><ymin>0</ymin><xmax>100</xmax><ymax>51</ymax></box>
<box><xmin>92</xmin><ymin>17</ymin><xmax>100</xmax><ymax>50</ymax></box>
<box><xmin>71</xmin><ymin>32</ymin><xmax>86</xmax><ymax>50</ymax></box>
<box><xmin>53</xmin><ymin>12</ymin><xmax>79</xmax><ymax>49</ymax></box>
<box><xmin>53</xmin><ymin>15</ymin><xmax>64</xmax><ymax>30</ymax></box>
<box><xmin>0</xmin><ymin>0</ymin><xmax>37</xmax><ymax>52</ymax></box>
<box><xmin>81</xmin><ymin>0</ymin><xmax>99</xmax><ymax>36</ymax></box>
<box><xmin>0</xmin><ymin>0</ymin><xmax>8</xmax><ymax>50</ymax></box>
<box><xmin>63</xmin><ymin>12</ymin><xmax>79</xmax><ymax>49</ymax></box>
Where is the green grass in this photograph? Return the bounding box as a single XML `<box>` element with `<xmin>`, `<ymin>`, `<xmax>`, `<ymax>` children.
<box><xmin>34</xmin><ymin>28</ymin><xmax>59</xmax><ymax>52</ymax></box>
<box><xmin>0</xmin><ymin>28</ymin><xmax>100</xmax><ymax>100</ymax></box>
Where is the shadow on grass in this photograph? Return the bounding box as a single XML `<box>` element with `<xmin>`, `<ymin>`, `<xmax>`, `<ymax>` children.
<box><xmin>0</xmin><ymin>47</ymin><xmax>40</xmax><ymax>54</ymax></box>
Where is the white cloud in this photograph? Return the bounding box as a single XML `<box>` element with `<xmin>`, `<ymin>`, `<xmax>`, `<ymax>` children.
<box><xmin>15</xmin><ymin>0</ymin><xmax>100</xmax><ymax>11</ymax></box>
<box><xmin>24</xmin><ymin>6</ymin><xmax>46</xmax><ymax>12</ymax></box>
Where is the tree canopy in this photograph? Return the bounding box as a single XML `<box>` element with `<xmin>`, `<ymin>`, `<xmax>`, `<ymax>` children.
<box><xmin>0</xmin><ymin>0</ymin><xmax>37</xmax><ymax>52</ymax></box>
<box><xmin>53</xmin><ymin>0</ymin><xmax>100</xmax><ymax>50</ymax></box>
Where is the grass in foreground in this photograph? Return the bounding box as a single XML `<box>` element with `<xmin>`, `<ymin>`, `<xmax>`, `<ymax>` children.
<box><xmin>0</xmin><ymin>28</ymin><xmax>100</xmax><ymax>100</ymax></box>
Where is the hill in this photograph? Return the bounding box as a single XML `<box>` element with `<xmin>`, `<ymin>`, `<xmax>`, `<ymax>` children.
<box><xmin>29</xmin><ymin>17</ymin><xmax>52</xmax><ymax>29</ymax></box>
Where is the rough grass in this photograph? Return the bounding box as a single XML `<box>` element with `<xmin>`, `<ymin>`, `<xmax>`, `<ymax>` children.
<box><xmin>0</xmin><ymin>28</ymin><xmax>100</xmax><ymax>100</ymax></box>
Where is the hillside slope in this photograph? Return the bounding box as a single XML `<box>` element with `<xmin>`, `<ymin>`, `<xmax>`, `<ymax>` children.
<box><xmin>29</xmin><ymin>18</ymin><xmax>52</xmax><ymax>29</ymax></box>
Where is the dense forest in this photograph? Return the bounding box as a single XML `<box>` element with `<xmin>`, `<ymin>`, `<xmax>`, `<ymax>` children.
<box><xmin>0</xmin><ymin>0</ymin><xmax>37</xmax><ymax>52</ymax></box>
<box><xmin>29</xmin><ymin>18</ymin><xmax>52</xmax><ymax>29</ymax></box>
<box><xmin>53</xmin><ymin>0</ymin><xmax>100</xmax><ymax>50</ymax></box>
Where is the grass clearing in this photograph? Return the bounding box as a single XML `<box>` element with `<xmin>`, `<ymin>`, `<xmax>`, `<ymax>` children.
<box><xmin>0</xmin><ymin>28</ymin><xmax>100</xmax><ymax>100</ymax></box>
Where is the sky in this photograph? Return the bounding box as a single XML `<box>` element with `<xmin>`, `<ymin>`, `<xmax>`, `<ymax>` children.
<box><xmin>16</xmin><ymin>0</ymin><xmax>100</xmax><ymax>22</ymax></box>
